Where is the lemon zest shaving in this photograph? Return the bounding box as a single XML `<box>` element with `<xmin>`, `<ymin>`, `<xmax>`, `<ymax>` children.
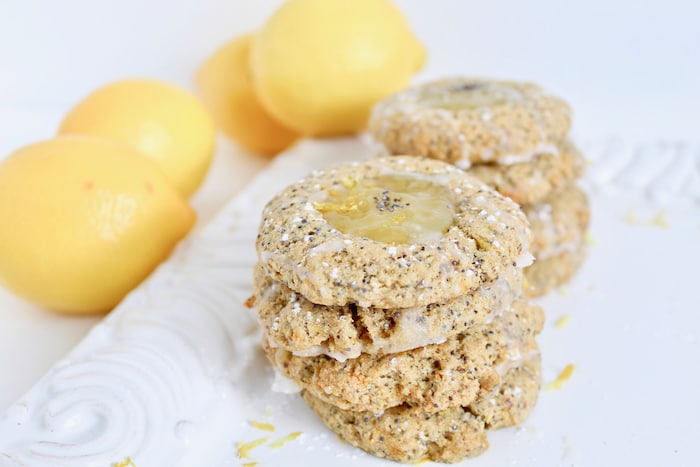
<box><xmin>313</xmin><ymin>195</ymin><xmax>367</xmax><ymax>214</ymax></box>
<box><xmin>325</xmin><ymin>188</ymin><xmax>342</xmax><ymax>197</ymax></box>
<box><xmin>237</xmin><ymin>437</ymin><xmax>270</xmax><ymax>459</ymax></box>
<box><xmin>546</xmin><ymin>364</ymin><xmax>575</xmax><ymax>390</ymax></box>
<box><xmin>250</xmin><ymin>420</ymin><xmax>275</xmax><ymax>432</ymax></box>
<box><xmin>391</xmin><ymin>213</ymin><xmax>407</xmax><ymax>224</ymax></box>
<box><xmin>113</xmin><ymin>457</ymin><xmax>136</xmax><ymax>467</ymax></box>
<box><xmin>341</xmin><ymin>175</ymin><xmax>357</xmax><ymax>189</ymax></box>
<box><xmin>624</xmin><ymin>209</ymin><xmax>638</xmax><ymax>225</ymax></box>
<box><xmin>269</xmin><ymin>431</ymin><xmax>302</xmax><ymax>449</ymax></box>
<box><xmin>555</xmin><ymin>315</ymin><xmax>571</xmax><ymax>328</ymax></box>
<box><xmin>242</xmin><ymin>463</ymin><xmax>258</xmax><ymax>467</ymax></box>
<box><xmin>624</xmin><ymin>209</ymin><xmax>669</xmax><ymax>229</ymax></box>
<box><xmin>584</xmin><ymin>231</ymin><xmax>596</xmax><ymax>246</ymax></box>
<box><xmin>650</xmin><ymin>211</ymin><xmax>669</xmax><ymax>229</ymax></box>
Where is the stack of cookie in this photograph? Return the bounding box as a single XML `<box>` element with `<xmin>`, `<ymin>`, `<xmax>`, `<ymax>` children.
<box><xmin>369</xmin><ymin>78</ymin><xmax>590</xmax><ymax>296</ymax></box>
<box><xmin>252</xmin><ymin>156</ymin><xmax>544</xmax><ymax>463</ymax></box>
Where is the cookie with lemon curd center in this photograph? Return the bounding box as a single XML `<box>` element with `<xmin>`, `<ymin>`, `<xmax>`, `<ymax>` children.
<box><xmin>369</xmin><ymin>78</ymin><xmax>571</xmax><ymax>165</ymax></box>
<box><xmin>255</xmin><ymin>156</ymin><xmax>532</xmax><ymax>309</ymax></box>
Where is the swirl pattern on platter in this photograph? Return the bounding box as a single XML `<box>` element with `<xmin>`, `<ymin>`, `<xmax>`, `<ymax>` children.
<box><xmin>0</xmin><ymin>206</ymin><xmax>260</xmax><ymax>466</ymax></box>
<box><xmin>580</xmin><ymin>138</ymin><xmax>700</xmax><ymax>203</ymax></box>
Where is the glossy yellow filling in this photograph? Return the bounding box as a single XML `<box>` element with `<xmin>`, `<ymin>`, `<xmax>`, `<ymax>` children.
<box><xmin>421</xmin><ymin>82</ymin><xmax>520</xmax><ymax>111</ymax></box>
<box><xmin>315</xmin><ymin>174</ymin><xmax>454</xmax><ymax>244</ymax></box>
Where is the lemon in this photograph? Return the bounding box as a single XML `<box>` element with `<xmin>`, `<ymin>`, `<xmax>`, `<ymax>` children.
<box><xmin>0</xmin><ymin>137</ymin><xmax>196</xmax><ymax>314</ymax></box>
<box><xmin>196</xmin><ymin>33</ymin><xmax>299</xmax><ymax>156</ymax></box>
<box><xmin>58</xmin><ymin>79</ymin><xmax>215</xmax><ymax>198</ymax></box>
<box><xmin>250</xmin><ymin>0</ymin><xmax>426</xmax><ymax>136</ymax></box>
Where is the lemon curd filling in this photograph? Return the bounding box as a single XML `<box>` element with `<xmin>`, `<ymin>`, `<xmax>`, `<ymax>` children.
<box><xmin>419</xmin><ymin>82</ymin><xmax>521</xmax><ymax>111</ymax></box>
<box><xmin>314</xmin><ymin>174</ymin><xmax>455</xmax><ymax>244</ymax></box>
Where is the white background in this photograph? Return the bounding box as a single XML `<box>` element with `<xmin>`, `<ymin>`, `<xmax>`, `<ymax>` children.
<box><xmin>0</xmin><ymin>0</ymin><xmax>698</xmax><ymax>419</ymax></box>
<box><xmin>2</xmin><ymin>0</ymin><xmax>700</xmax><ymax>145</ymax></box>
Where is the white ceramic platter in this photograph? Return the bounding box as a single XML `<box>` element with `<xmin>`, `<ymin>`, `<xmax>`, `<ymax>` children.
<box><xmin>1</xmin><ymin>137</ymin><xmax>699</xmax><ymax>466</ymax></box>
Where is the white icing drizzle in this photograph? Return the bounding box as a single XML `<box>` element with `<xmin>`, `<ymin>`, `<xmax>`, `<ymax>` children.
<box><xmin>536</xmin><ymin>239</ymin><xmax>581</xmax><ymax>261</ymax></box>
<box><xmin>291</xmin><ymin>345</ymin><xmax>361</xmax><ymax>362</ymax></box>
<box><xmin>515</xmin><ymin>251</ymin><xmax>535</xmax><ymax>268</ymax></box>
<box><xmin>497</xmin><ymin>142</ymin><xmax>560</xmax><ymax>166</ymax></box>
<box><xmin>493</xmin><ymin>349</ymin><xmax>541</xmax><ymax>378</ymax></box>
<box><xmin>373</xmin><ymin>305</ymin><xmax>449</xmax><ymax>355</ymax></box>
<box><xmin>308</xmin><ymin>240</ymin><xmax>347</xmax><ymax>256</ymax></box>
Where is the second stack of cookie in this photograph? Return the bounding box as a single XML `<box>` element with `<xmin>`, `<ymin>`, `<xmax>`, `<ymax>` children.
<box><xmin>370</xmin><ymin>78</ymin><xmax>590</xmax><ymax>296</ymax></box>
<box><xmin>252</xmin><ymin>156</ymin><xmax>544</xmax><ymax>463</ymax></box>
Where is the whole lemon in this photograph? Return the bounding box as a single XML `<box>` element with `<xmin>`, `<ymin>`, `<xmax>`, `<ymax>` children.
<box><xmin>58</xmin><ymin>79</ymin><xmax>216</xmax><ymax>198</ymax></box>
<box><xmin>0</xmin><ymin>137</ymin><xmax>196</xmax><ymax>314</ymax></box>
<box><xmin>250</xmin><ymin>0</ymin><xmax>426</xmax><ymax>136</ymax></box>
<box><xmin>196</xmin><ymin>33</ymin><xmax>299</xmax><ymax>156</ymax></box>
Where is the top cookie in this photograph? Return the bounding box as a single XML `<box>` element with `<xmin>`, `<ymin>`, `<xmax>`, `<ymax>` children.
<box><xmin>256</xmin><ymin>156</ymin><xmax>531</xmax><ymax>309</ymax></box>
<box><xmin>369</xmin><ymin>78</ymin><xmax>571</xmax><ymax>165</ymax></box>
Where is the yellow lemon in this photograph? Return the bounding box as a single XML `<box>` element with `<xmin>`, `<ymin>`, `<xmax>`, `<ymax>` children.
<box><xmin>196</xmin><ymin>33</ymin><xmax>299</xmax><ymax>156</ymax></box>
<box><xmin>58</xmin><ymin>79</ymin><xmax>215</xmax><ymax>198</ymax></box>
<box><xmin>250</xmin><ymin>0</ymin><xmax>426</xmax><ymax>136</ymax></box>
<box><xmin>0</xmin><ymin>136</ymin><xmax>196</xmax><ymax>314</ymax></box>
